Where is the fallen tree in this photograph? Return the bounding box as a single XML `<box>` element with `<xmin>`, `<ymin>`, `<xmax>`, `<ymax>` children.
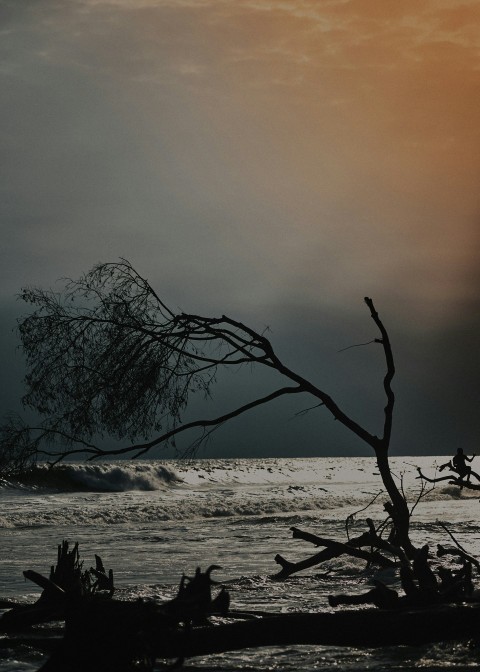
<box><xmin>6</xmin><ymin>603</ymin><xmax>480</xmax><ymax>666</ymax></box>
<box><xmin>4</xmin><ymin>601</ymin><xmax>480</xmax><ymax>670</ymax></box>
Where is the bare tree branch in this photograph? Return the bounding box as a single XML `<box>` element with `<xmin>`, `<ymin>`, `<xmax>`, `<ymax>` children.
<box><xmin>4</xmin><ymin>261</ymin><xmax>397</xmax><ymax>469</ymax></box>
<box><xmin>338</xmin><ymin>339</ymin><xmax>376</xmax><ymax>353</ymax></box>
<box><xmin>416</xmin><ymin>468</ymin><xmax>480</xmax><ymax>491</ymax></box>
<box><xmin>364</xmin><ymin>297</ymin><xmax>394</xmax><ymax>447</ymax></box>
<box><xmin>126</xmin><ymin>385</ymin><xmax>305</xmax><ymax>460</ymax></box>
<box><xmin>1</xmin><ymin>258</ymin><xmax>415</xmax><ymax>566</ymax></box>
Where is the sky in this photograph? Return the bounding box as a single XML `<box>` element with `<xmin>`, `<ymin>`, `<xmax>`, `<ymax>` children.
<box><xmin>0</xmin><ymin>0</ymin><xmax>479</xmax><ymax>458</ymax></box>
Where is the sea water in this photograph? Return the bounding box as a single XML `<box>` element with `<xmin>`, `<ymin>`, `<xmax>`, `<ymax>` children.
<box><xmin>1</xmin><ymin>456</ymin><xmax>480</xmax><ymax>671</ymax></box>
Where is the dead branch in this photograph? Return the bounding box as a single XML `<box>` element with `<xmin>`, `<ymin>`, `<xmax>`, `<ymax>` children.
<box><xmin>338</xmin><ymin>339</ymin><xmax>377</xmax><ymax>353</ymax></box>
<box><xmin>364</xmin><ymin>297</ymin><xmax>394</xmax><ymax>448</ymax></box>
<box><xmin>417</xmin><ymin>468</ymin><xmax>480</xmax><ymax>490</ymax></box>
<box><xmin>437</xmin><ymin>523</ymin><xmax>470</xmax><ymax>555</ymax></box>
<box><xmin>437</xmin><ymin>544</ymin><xmax>480</xmax><ymax>571</ymax></box>
<box><xmin>272</xmin><ymin>526</ymin><xmax>396</xmax><ymax>580</ymax></box>
<box><xmin>436</xmin><ymin>524</ymin><xmax>480</xmax><ymax>572</ymax></box>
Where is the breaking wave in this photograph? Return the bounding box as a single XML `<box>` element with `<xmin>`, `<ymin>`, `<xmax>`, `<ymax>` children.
<box><xmin>1</xmin><ymin>455</ymin><xmax>465</xmax><ymax>495</ymax></box>
<box><xmin>2</xmin><ymin>456</ymin><xmax>381</xmax><ymax>493</ymax></box>
<box><xmin>3</xmin><ymin>462</ymin><xmax>182</xmax><ymax>493</ymax></box>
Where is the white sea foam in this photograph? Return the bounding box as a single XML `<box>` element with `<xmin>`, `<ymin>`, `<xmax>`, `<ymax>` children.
<box><xmin>1</xmin><ymin>456</ymin><xmax>477</xmax><ymax>529</ymax></box>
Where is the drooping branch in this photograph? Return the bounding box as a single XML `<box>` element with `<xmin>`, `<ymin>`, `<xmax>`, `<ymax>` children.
<box><xmin>9</xmin><ymin>261</ymin><xmax>300</xmax><ymax>461</ymax></box>
<box><xmin>107</xmin><ymin>385</ymin><xmax>305</xmax><ymax>460</ymax></box>
<box><xmin>6</xmin><ymin>386</ymin><xmax>305</xmax><ymax>466</ymax></box>
<box><xmin>2</xmin><ymin>260</ymin><xmax>405</xmax><ymax>474</ymax></box>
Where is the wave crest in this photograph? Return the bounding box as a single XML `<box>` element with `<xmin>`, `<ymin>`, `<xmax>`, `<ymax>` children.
<box><xmin>5</xmin><ymin>462</ymin><xmax>182</xmax><ymax>493</ymax></box>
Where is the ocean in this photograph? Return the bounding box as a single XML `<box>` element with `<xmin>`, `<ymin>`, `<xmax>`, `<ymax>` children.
<box><xmin>1</xmin><ymin>456</ymin><xmax>480</xmax><ymax>671</ymax></box>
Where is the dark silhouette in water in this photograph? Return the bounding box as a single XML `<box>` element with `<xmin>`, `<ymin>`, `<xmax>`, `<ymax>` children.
<box><xmin>439</xmin><ymin>448</ymin><xmax>479</xmax><ymax>482</ymax></box>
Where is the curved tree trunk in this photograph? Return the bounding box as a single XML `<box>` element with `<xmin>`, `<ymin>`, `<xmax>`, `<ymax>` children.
<box><xmin>375</xmin><ymin>446</ymin><xmax>417</xmax><ymax>559</ymax></box>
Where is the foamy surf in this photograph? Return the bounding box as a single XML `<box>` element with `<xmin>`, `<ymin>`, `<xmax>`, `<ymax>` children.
<box><xmin>1</xmin><ymin>457</ymin><xmax>475</xmax><ymax>529</ymax></box>
<box><xmin>3</xmin><ymin>462</ymin><xmax>182</xmax><ymax>493</ymax></box>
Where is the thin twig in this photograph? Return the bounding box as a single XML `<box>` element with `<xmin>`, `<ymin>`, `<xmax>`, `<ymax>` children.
<box><xmin>438</xmin><ymin>522</ymin><xmax>468</xmax><ymax>555</ymax></box>
<box><xmin>293</xmin><ymin>402</ymin><xmax>324</xmax><ymax>418</ymax></box>
<box><xmin>345</xmin><ymin>491</ymin><xmax>383</xmax><ymax>540</ymax></box>
<box><xmin>338</xmin><ymin>340</ymin><xmax>376</xmax><ymax>353</ymax></box>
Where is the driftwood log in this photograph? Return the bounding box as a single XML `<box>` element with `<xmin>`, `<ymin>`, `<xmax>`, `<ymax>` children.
<box><xmin>0</xmin><ymin>541</ymin><xmax>114</xmax><ymax>632</ymax></box>
<box><xmin>3</xmin><ymin>538</ymin><xmax>480</xmax><ymax>671</ymax></box>
<box><xmin>417</xmin><ymin>467</ymin><xmax>480</xmax><ymax>491</ymax></box>
<box><xmin>157</xmin><ymin>603</ymin><xmax>480</xmax><ymax>654</ymax></box>
<box><xmin>4</xmin><ymin>602</ymin><xmax>480</xmax><ymax>670</ymax></box>
<box><xmin>273</xmin><ymin>523</ymin><xmax>397</xmax><ymax>580</ymax></box>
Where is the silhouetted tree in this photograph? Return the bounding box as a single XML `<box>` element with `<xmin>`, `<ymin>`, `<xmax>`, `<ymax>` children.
<box><xmin>2</xmin><ymin>259</ymin><xmax>413</xmax><ymax>553</ymax></box>
<box><xmin>5</xmin><ymin>259</ymin><xmax>480</xmax><ymax>657</ymax></box>
<box><xmin>0</xmin><ymin>414</ymin><xmax>40</xmax><ymax>476</ymax></box>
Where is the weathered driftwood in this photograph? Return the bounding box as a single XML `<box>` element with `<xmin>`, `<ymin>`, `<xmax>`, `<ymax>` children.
<box><xmin>4</xmin><ymin>536</ymin><xmax>480</xmax><ymax>671</ymax></box>
<box><xmin>328</xmin><ymin>580</ymin><xmax>399</xmax><ymax>609</ymax></box>
<box><xmin>0</xmin><ymin>598</ymin><xmax>23</xmax><ymax>609</ymax></box>
<box><xmin>164</xmin><ymin>603</ymin><xmax>480</xmax><ymax>654</ymax></box>
<box><xmin>162</xmin><ymin>564</ymin><xmax>229</xmax><ymax>626</ymax></box>
<box><xmin>35</xmin><ymin>565</ymin><xmax>231</xmax><ymax>671</ymax></box>
<box><xmin>293</xmin><ymin>526</ymin><xmax>395</xmax><ymax>566</ymax></box>
<box><xmin>0</xmin><ymin>601</ymin><xmax>65</xmax><ymax>631</ymax></box>
<box><xmin>4</xmin><ymin>601</ymin><xmax>480</xmax><ymax>670</ymax></box>
<box><xmin>329</xmin><ymin>543</ymin><xmax>475</xmax><ymax>610</ymax></box>
<box><xmin>33</xmin><ymin>601</ymin><xmax>480</xmax><ymax>671</ymax></box>
<box><xmin>272</xmin><ymin>520</ymin><xmax>475</xmax><ymax>612</ymax></box>
<box><xmin>273</xmin><ymin>524</ymin><xmax>397</xmax><ymax>580</ymax></box>
<box><xmin>437</xmin><ymin>543</ymin><xmax>480</xmax><ymax>571</ymax></box>
<box><xmin>0</xmin><ymin>541</ymin><xmax>114</xmax><ymax>633</ymax></box>
<box><xmin>416</xmin><ymin>467</ymin><xmax>480</xmax><ymax>491</ymax></box>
